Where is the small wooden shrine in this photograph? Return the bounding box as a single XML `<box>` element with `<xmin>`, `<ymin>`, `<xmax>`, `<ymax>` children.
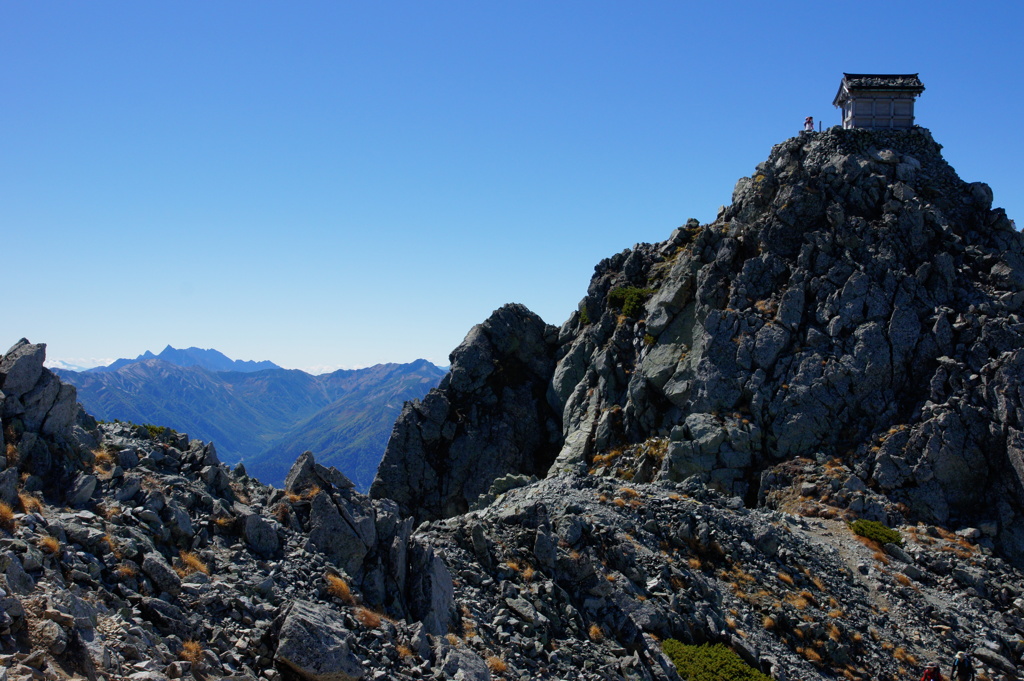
<box><xmin>833</xmin><ymin>74</ymin><xmax>925</xmax><ymax>130</ymax></box>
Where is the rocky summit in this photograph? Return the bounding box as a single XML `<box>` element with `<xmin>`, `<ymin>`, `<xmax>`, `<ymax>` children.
<box><xmin>4</xmin><ymin>125</ymin><xmax>1024</xmax><ymax>681</ymax></box>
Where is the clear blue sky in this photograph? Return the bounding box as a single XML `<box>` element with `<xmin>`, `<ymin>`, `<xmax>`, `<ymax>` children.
<box><xmin>3</xmin><ymin>2</ymin><xmax>1021</xmax><ymax>372</ymax></box>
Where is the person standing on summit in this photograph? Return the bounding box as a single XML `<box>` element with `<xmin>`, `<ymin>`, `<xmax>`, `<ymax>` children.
<box><xmin>803</xmin><ymin>116</ymin><xmax>814</xmax><ymax>132</ymax></box>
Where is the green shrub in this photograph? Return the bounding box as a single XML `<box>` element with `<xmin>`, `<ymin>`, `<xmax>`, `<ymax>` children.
<box><xmin>579</xmin><ymin>306</ymin><xmax>591</xmax><ymax>325</ymax></box>
<box><xmin>661</xmin><ymin>640</ymin><xmax>772</xmax><ymax>681</ymax></box>
<box><xmin>607</xmin><ymin>286</ymin><xmax>655</xmax><ymax>318</ymax></box>
<box><xmin>850</xmin><ymin>519</ymin><xmax>902</xmax><ymax>546</ymax></box>
<box><xmin>144</xmin><ymin>424</ymin><xmax>170</xmax><ymax>439</ymax></box>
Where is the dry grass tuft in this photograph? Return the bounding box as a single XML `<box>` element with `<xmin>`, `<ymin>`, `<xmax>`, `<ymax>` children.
<box><xmin>274</xmin><ymin>503</ymin><xmax>290</xmax><ymax>524</ymax></box>
<box><xmin>326</xmin><ymin>573</ymin><xmax>355</xmax><ymax>604</ymax></box>
<box><xmin>39</xmin><ymin>535</ymin><xmax>61</xmax><ymax>554</ymax></box>
<box><xmin>356</xmin><ymin>607</ymin><xmax>381</xmax><ymax>628</ymax></box>
<box><xmin>445</xmin><ymin>633</ymin><xmax>461</xmax><ymax>646</ymax></box>
<box><xmin>115</xmin><ymin>563</ymin><xmax>138</xmax><ymax>579</ymax></box>
<box><xmin>893</xmin><ymin>647</ymin><xmax>917</xmax><ymax>665</ymax></box>
<box><xmin>0</xmin><ymin>501</ymin><xmax>15</xmax><ymax>531</ymax></box>
<box><xmin>176</xmin><ymin>550</ymin><xmax>210</xmax><ymax>577</ymax></box>
<box><xmin>505</xmin><ymin>559</ymin><xmax>521</xmax><ymax>572</ymax></box>
<box><xmin>487</xmin><ymin>656</ymin><xmax>507</xmax><ymax>673</ymax></box>
<box><xmin>93</xmin><ymin>448</ymin><xmax>116</xmax><ymax>471</ymax></box>
<box><xmin>522</xmin><ymin>565</ymin><xmax>535</xmax><ymax>582</ymax></box>
<box><xmin>180</xmin><ymin>640</ymin><xmax>204</xmax><ymax>664</ymax></box>
<box><xmin>828</xmin><ymin>623</ymin><xmax>842</xmax><ymax>642</ymax></box>
<box><xmin>688</xmin><ymin>557</ymin><xmax>702</xmax><ymax>570</ymax></box>
<box><xmin>777</xmin><ymin>571</ymin><xmax>795</xmax><ymax>586</ymax></box>
<box><xmin>396</xmin><ymin>643</ymin><xmax>413</xmax><ymax>659</ymax></box>
<box><xmin>303</xmin><ymin>485</ymin><xmax>321</xmax><ymax>500</ymax></box>
<box><xmin>588</xmin><ymin>623</ymin><xmax>604</xmax><ymax>641</ymax></box>
<box><xmin>5</xmin><ymin>443</ymin><xmax>18</xmax><ymax>465</ymax></box>
<box><xmin>18</xmin><ymin>492</ymin><xmax>43</xmax><ymax>514</ymax></box>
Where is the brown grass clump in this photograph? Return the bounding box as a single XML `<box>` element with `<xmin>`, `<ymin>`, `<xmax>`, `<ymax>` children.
<box><xmin>274</xmin><ymin>503</ymin><xmax>290</xmax><ymax>524</ymax></box>
<box><xmin>0</xmin><ymin>502</ymin><xmax>15</xmax><ymax>531</ymax></box>
<box><xmin>505</xmin><ymin>558</ymin><xmax>522</xmax><ymax>572</ymax></box>
<box><xmin>893</xmin><ymin>647</ymin><xmax>917</xmax><ymax>665</ymax></box>
<box><xmin>618</xmin><ymin>487</ymin><xmax>640</xmax><ymax>499</ymax></box>
<box><xmin>763</xmin><ymin>616</ymin><xmax>776</xmax><ymax>630</ymax></box>
<box><xmin>799</xmin><ymin>646</ymin><xmax>822</xmax><ymax>663</ymax></box>
<box><xmin>115</xmin><ymin>563</ymin><xmax>138</xmax><ymax>579</ymax></box>
<box><xmin>356</xmin><ymin>607</ymin><xmax>381</xmax><ymax>628</ymax></box>
<box><xmin>777</xmin><ymin>571</ymin><xmax>795</xmax><ymax>586</ymax></box>
<box><xmin>326</xmin><ymin>573</ymin><xmax>354</xmax><ymax>604</ymax></box>
<box><xmin>588</xmin><ymin>623</ymin><xmax>604</xmax><ymax>641</ymax></box>
<box><xmin>445</xmin><ymin>633</ymin><xmax>461</xmax><ymax>646</ymax></box>
<box><xmin>396</xmin><ymin>643</ymin><xmax>413</xmax><ymax>659</ymax></box>
<box><xmin>18</xmin><ymin>492</ymin><xmax>43</xmax><ymax>514</ymax></box>
<box><xmin>828</xmin><ymin>623</ymin><xmax>842</xmax><ymax>641</ymax></box>
<box><xmin>688</xmin><ymin>557</ymin><xmax>702</xmax><ymax>570</ymax></box>
<box><xmin>214</xmin><ymin>515</ymin><xmax>234</xmax><ymax>530</ymax></box>
<box><xmin>39</xmin><ymin>535</ymin><xmax>61</xmax><ymax>555</ymax></box>
<box><xmin>180</xmin><ymin>640</ymin><xmax>204</xmax><ymax>664</ymax></box>
<box><xmin>93</xmin><ymin>448</ymin><xmax>115</xmax><ymax>471</ymax></box>
<box><xmin>303</xmin><ymin>485</ymin><xmax>321</xmax><ymax>500</ymax></box>
<box><xmin>5</xmin><ymin>443</ymin><xmax>18</xmax><ymax>465</ymax></box>
<box><xmin>613</xmin><ymin>497</ymin><xmax>626</xmax><ymax>508</ymax></box>
<box><xmin>176</xmin><ymin>550</ymin><xmax>210</xmax><ymax>577</ymax></box>
<box><xmin>487</xmin><ymin>656</ymin><xmax>507</xmax><ymax>673</ymax></box>
<box><xmin>522</xmin><ymin>565</ymin><xmax>535</xmax><ymax>582</ymax></box>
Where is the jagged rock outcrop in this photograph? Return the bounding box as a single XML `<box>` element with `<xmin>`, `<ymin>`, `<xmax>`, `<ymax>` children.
<box><xmin>371</xmin><ymin>303</ymin><xmax>562</xmax><ymax>522</ymax></box>
<box><xmin>377</xmin><ymin>127</ymin><xmax>1024</xmax><ymax>568</ymax></box>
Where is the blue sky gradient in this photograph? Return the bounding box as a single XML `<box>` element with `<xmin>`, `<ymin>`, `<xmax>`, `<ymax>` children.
<box><xmin>3</xmin><ymin>2</ymin><xmax>1021</xmax><ymax>371</ymax></box>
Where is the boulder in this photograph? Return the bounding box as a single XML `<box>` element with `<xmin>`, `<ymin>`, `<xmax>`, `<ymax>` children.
<box><xmin>274</xmin><ymin>600</ymin><xmax>364</xmax><ymax>681</ymax></box>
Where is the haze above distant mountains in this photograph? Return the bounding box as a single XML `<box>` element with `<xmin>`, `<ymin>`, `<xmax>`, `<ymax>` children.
<box><xmin>55</xmin><ymin>345</ymin><xmax>445</xmax><ymax>491</ymax></box>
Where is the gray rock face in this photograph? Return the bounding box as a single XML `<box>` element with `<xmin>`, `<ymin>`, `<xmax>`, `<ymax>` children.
<box><xmin>274</xmin><ymin>600</ymin><xmax>364</xmax><ymax>681</ymax></box>
<box><xmin>141</xmin><ymin>552</ymin><xmax>182</xmax><ymax>596</ymax></box>
<box><xmin>371</xmin><ymin>303</ymin><xmax>562</xmax><ymax>522</ymax></box>
<box><xmin>0</xmin><ymin>339</ymin><xmax>46</xmax><ymax>403</ymax></box>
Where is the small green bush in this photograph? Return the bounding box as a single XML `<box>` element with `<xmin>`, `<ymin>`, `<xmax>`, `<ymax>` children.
<box><xmin>850</xmin><ymin>519</ymin><xmax>902</xmax><ymax>546</ymax></box>
<box><xmin>144</xmin><ymin>424</ymin><xmax>170</xmax><ymax>439</ymax></box>
<box><xmin>607</xmin><ymin>286</ymin><xmax>655</xmax><ymax>318</ymax></box>
<box><xmin>662</xmin><ymin>640</ymin><xmax>772</xmax><ymax>681</ymax></box>
<box><xmin>579</xmin><ymin>306</ymin><xmax>591</xmax><ymax>325</ymax></box>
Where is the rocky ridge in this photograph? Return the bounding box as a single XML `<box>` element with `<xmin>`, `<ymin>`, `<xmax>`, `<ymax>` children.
<box><xmin>373</xmin><ymin>126</ymin><xmax>1024</xmax><ymax>565</ymax></box>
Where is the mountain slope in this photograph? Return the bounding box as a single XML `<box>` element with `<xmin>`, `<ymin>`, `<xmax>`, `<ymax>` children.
<box><xmin>57</xmin><ymin>356</ymin><xmax>445</xmax><ymax>490</ymax></box>
<box><xmin>246</xmin><ymin>360</ymin><xmax>449</xmax><ymax>490</ymax></box>
<box><xmin>5</xmin><ymin>340</ymin><xmax>1024</xmax><ymax>681</ymax></box>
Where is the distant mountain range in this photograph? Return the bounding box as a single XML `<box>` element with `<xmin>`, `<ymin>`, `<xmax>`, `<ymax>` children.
<box><xmin>56</xmin><ymin>346</ymin><xmax>445</xmax><ymax>491</ymax></box>
<box><xmin>88</xmin><ymin>345</ymin><xmax>282</xmax><ymax>374</ymax></box>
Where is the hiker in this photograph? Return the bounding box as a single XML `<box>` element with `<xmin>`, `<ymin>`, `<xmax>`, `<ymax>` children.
<box><xmin>920</xmin><ymin>662</ymin><xmax>942</xmax><ymax>681</ymax></box>
<box><xmin>952</xmin><ymin>651</ymin><xmax>975</xmax><ymax>681</ymax></box>
<box><xmin>803</xmin><ymin>116</ymin><xmax>814</xmax><ymax>132</ymax></box>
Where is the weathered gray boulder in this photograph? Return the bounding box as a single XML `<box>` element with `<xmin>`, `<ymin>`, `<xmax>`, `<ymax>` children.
<box><xmin>0</xmin><ymin>339</ymin><xmax>46</xmax><ymax>403</ymax></box>
<box><xmin>305</xmin><ymin>492</ymin><xmax>367</xmax><ymax>577</ymax></box>
<box><xmin>274</xmin><ymin>600</ymin><xmax>364</xmax><ymax>681</ymax></box>
<box><xmin>141</xmin><ymin>552</ymin><xmax>181</xmax><ymax>596</ymax></box>
<box><xmin>406</xmin><ymin>541</ymin><xmax>455</xmax><ymax>636</ymax></box>
<box><xmin>243</xmin><ymin>513</ymin><xmax>279</xmax><ymax>557</ymax></box>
